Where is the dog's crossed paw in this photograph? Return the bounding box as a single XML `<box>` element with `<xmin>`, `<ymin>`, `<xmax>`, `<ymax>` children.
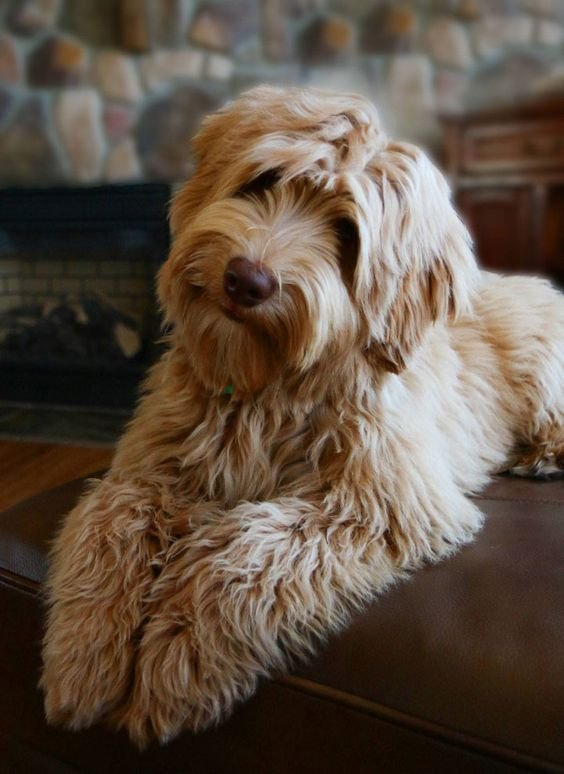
<box><xmin>41</xmin><ymin>641</ymin><xmax>133</xmax><ymax>732</ymax></box>
<box><xmin>114</xmin><ymin>617</ymin><xmax>247</xmax><ymax>748</ymax></box>
<box><xmin>114</xmin><ymin>625</ymin><xmax>200</xmax><ymax>748</ymax></box>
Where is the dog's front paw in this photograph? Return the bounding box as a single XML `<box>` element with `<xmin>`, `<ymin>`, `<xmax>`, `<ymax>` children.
<box><xmin>41</xmin><ymin>638</ymin><xmax>134</xmax><ymax>730</ymax></box>
<box><xmin>115</xmin><ymin>610</ymin><xmax>249</xmax><ymax>748</ymax></box>
<box><xmin>41</xmin><ymin>599</ymin><xmax>138</xmax><ymax>731</ymax></box>
<box><xmin>114</xmin><ymin>621</ymin><xmax>198</xmax><ymax>748</ymax></box>
<box><xmin>40</xmin><ymin>477</ymin><xmax>166</xmax><ymax>732</ymax></box>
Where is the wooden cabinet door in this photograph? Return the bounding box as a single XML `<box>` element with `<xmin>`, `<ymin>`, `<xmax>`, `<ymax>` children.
<box><xmin>456</xmin><ymin>187</ymin><xmax>532</xmax><ymax>273</ymax></box>
<box><xmin>544</xmin><ymin>186</ymin><xmax>564</xmax><ymax>287</ymax></box>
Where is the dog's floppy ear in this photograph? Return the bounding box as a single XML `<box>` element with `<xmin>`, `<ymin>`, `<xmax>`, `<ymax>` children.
<box><xmin>358</xmin><ymin>142</ymin><xmax>478</xmax><ymax>374</ymax></box>
<box><xmin>158</xmin><ymin>174</ymin><xmax>205</xmax><ymax>316</ymax></box>
<box><xmin>159</xmin><ymin>106</ymin><xmax>243</xmax><ymax>314</ymax></box>
<box><xmin>367</xmin><ymin>253</ymin><xmax>460</xmax><ymax>375</ymax></box>
<box><xmin>167</xmin><ymin>119</ymin><xmax>228</xmax><ymax>238</ymax></box>
<box><xmin>167</xmin><ymin>88</ymin><xmax>284</xmax><ymax>238</ymax></box>
<box><xmin>160</xmin><ymin>93</ymin><xmax>273</xmax><ymax>312</ymax></box>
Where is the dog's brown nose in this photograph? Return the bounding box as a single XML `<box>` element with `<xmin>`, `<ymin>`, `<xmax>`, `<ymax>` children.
<box><xmin>223</xmin><ymin>257</ymin><xmax>277</xmax><ymax>308</ymax></box>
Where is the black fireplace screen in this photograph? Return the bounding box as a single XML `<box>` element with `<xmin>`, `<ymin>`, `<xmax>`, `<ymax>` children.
<box><xmin>0</xmin><ymin>184</ymin><xmax>171</xmax><ymax>410</ymax></box>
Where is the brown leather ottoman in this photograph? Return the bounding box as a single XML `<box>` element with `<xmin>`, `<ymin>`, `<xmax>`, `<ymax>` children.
<box><xmin>0</xmin><ymin>475</ymin><xmax>563</xmax><ymax>773</ymax></box>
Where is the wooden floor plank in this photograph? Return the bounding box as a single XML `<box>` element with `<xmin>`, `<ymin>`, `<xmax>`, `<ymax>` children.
<box><xmin>0</xmin><ymin>441</ymin><xmax>114</xmax><ymax>511</ymax></box>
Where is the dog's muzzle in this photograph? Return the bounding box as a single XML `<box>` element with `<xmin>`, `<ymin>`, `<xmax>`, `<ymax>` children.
<box><xmin>223</xmin><ymin>257</ymin><xmax>277</xmax><ymax>308</ymax></box>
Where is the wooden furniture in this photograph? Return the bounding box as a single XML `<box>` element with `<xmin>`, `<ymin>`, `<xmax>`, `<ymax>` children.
<box><xmin>442</xmin><ymin>98</ymin><xmax>564</xmax><ymax>286</ymax></box>
<box><xmin>0</xmin><ymin>441</ymin><xmax>113</xmax><ymax>511</ymax></box>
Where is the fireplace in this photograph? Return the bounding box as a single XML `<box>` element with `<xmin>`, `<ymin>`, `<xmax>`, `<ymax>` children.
<box><xmin>0</xmin><ymin>184</ymin><xmax>171</xmax><ymax>411</ymax></box>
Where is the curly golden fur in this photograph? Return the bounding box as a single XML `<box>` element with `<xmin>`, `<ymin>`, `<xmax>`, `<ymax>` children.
<box><xmin>41</xmin><ymin>86</ymin><xmax>564</xmax><ymax>748</ymax></box>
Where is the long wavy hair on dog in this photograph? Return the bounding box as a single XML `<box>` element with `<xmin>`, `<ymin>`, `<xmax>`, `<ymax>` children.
<box><xmin>41</xmin><ymin>86</ymin><xmax>564</xmax><ymax>748</ymax></box>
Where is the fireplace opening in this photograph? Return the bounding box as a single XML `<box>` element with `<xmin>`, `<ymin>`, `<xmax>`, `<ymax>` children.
<box><xmin>0</xmin><ymin>184</ymin><xmax>171</xmax><ymax>412</ymax></box>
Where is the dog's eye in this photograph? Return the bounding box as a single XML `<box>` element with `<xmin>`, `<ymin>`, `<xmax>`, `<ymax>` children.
<box><xmin>235</xmin><ymin>169</ymin><xmax>281</xmax><ymax>198</ymax></box>
<box><xmin>336</xmin><ymin>218</ymin><xmax>357</xmax><ymax>244</ymax></box>
<box><xmin>335</xmin><ymin>218</ymin><xmax>358</xmax><ymax>287</ymax></box>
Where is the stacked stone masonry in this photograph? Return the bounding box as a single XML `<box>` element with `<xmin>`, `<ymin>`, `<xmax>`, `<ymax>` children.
<box><xmin>0</xmin><ymin>0</ymin><xmax>563</xmax><ymax>185</ymax></box>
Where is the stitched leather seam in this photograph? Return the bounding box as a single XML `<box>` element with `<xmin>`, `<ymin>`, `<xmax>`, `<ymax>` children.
<box><xmin>276</xmin><ymin>674</ymin><xmax>562</xmax><ymax>773</ymax></box>
<box><xmin>472</xmin><ymin>495</ymin><xmax>564</xmax><ymax>506</ymax></box>
<box><xmin>0</xmin><ymin>568</ymin><xmax>41</xmax><ymax>596</ymax></box>
<box><xmin>1</xmin><ymin>566</ymin><xmax>561</xmax><ymax>771</ymax></box>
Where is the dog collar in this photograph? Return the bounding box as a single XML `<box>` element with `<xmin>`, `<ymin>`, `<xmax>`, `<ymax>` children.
<box><xmin>223</xmin><ymin>383</ymin><xmax>234</xmax><ymax>396</ymax></box>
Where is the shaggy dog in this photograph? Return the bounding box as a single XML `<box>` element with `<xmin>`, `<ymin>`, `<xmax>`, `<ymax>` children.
<box><xmin>41</xmin><ymin>86</ymin><xmax>564</xmax><ymax>748</ymax></box>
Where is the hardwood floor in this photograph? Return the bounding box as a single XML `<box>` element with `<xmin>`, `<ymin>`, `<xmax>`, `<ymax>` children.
<box><xmin>0</xmin><ymin>440</ymin><xmax>114</xmax><ymax>511</ymax></box>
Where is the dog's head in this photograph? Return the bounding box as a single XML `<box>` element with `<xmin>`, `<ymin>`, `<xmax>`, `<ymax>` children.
<box><xmin>159</xmin><ymin>86</ymin><xmax>478</xmax><ymax>395</ymax></box>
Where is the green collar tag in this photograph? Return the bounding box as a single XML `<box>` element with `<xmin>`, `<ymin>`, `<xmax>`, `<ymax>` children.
<box><xmin>223</xmin><ymin>383</ymin><xmax>234</xmax><ymax>396</ymax></box>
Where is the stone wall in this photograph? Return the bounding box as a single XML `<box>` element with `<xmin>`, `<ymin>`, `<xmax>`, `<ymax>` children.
<box><xmin>1</xmin><ymin>0</ymin><xmax>564</xmax><ymax>186</ymax></box>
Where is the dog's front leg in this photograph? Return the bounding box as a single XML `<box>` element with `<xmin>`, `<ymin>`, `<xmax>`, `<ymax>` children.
<box><xmin>115</xmin><ymin>495</ymin><xmax>402</xmax><ymax>747</ymax></box>
<box><xmin>40</xmin><ymin>476</ymin><xmax>171</xmax><ymax>730</ymax></box>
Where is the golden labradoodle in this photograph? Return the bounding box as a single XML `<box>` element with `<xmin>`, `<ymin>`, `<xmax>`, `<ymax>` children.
<box><xmin>41</xmin><ymin>87</ymin><xmax>564</xmax><ymax>747</ymax></box>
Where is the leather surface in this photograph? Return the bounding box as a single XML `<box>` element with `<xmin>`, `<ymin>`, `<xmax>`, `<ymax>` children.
<box><xmin>0</xmin><ymin>474</ymin><xmax>101</xmax><ymax>584</ymax></box>
<box><xmin>0</xmin><ymin>585</ymin><xmax>529</xmax><ymax>774</ymax></box>
<box><xmin>0</xmin><ymin>474</ymin><xmax>563</xmax><ymax>772</ymax></box>
<box><xmin>292</xmin><ymin>488</ymin><xmax>564</xmax><ymax>769</ymax></box>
